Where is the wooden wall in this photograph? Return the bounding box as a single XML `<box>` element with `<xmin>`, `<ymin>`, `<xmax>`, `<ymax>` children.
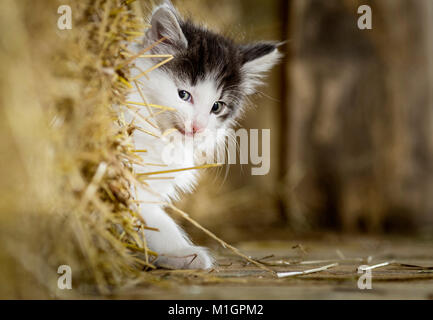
<box><xmin>154</xmin><ymin>0</ymin><xmax>433</xmax><ymax>236</ymax></box>
<box><xmin>285</xmin><ymin>0</ymin><xmax>433</xmax><ymax>233</ymax></box>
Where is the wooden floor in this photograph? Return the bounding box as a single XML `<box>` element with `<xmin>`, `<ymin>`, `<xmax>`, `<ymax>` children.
<box><xmin>119</xmin><ymin>235</ymin><xmax>433</xmax><ymax>300</ymax></box>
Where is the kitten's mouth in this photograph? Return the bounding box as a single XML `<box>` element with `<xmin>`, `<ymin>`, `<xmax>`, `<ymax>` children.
<box><xmin>174</xmin><ymin>124</ymin><xmax>194</xmax><ymax>137</ymax></box>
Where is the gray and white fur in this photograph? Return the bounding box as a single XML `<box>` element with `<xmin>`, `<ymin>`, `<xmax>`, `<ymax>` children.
<box><xmin>127</xmin><ymin>1</ymin><xmax>281</xmax><ymax>269</ymax></box>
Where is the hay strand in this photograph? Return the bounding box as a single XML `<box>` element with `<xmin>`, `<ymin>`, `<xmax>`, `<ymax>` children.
<box><xmin>167</xmin><ymin>204</ymin><xmax>277</xmax><ymax>275</ymax></box>
<box><xmin>277</xmin><ymin>263</ymin><xmax>339</xmax><ymax>278</ymax></box>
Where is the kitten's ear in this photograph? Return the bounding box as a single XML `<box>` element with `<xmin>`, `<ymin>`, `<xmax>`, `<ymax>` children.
<box><xmin>240</xmin><ymin>43</ymin><xmax>282</xmax><ymax>95</ymax></box>
<box><xmin>148</xmin><ymin>3</ymin><xmax>188</xmax><ymax>50</ymax></box>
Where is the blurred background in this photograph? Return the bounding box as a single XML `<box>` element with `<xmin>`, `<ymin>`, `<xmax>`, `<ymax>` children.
<box><xmin>0</xmin><ymin>0</ymin><xmax>432</xmax><ymax>299</ymax></box>
<box><xmin>144</xmin><ymin>0</ymin><xmax>433</xmax><ymax>242</ymax></box>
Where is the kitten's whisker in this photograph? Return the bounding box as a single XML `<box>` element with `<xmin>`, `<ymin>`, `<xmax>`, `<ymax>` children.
<box><xmin>254</xmin><ymin>89</ymin><xmax>280</xmax><ymax>102</ymax></box>
<box><xmin>226</xmin><ymin>132</ymin><xmax>241</xmax><ymax>154</ymax></box>
<box><xmin>217</xmin><ymin>144</ymin><xmax>231</xmax><ymax>188</ymax></box>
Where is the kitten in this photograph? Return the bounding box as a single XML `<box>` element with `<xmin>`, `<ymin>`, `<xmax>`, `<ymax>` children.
<box><xmin>127</xmin><ymin>1</ymin><xmax>280</xmax><ymax>270</ymax></box>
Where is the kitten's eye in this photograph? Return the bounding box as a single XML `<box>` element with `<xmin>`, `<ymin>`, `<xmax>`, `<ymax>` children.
<box><xmin>178</xmin><ymin>90</ymin><xmax>192</xmax><ymax>102</ymax></box>
<box><xmin>211</xmin><ymin>101</ymin><xmax>226</xmax><ymax>115</ymax></box>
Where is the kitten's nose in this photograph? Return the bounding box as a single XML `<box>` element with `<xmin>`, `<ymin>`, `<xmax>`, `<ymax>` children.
<box><xmin>192</xmin><ymin>122</ymin><xmax>204</xmax><ymax>134</ymax></box>
<box><xmin>192</xmin><ymin>114</ymin><xmax>209</xmax><ymax>134</ymax></box>
<box><xmin>180</xmin><ymin>120</ymin><xmax>204</xmax><ymax>136</ymax></box>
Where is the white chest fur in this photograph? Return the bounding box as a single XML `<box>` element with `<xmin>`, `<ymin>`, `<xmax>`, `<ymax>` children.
<box><xmin>126</xmin><ymin>91</ymin><xmax>199</xmax><ymax>203</ymax></box>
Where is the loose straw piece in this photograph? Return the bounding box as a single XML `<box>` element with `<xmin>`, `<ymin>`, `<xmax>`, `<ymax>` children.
<box><xmin>137</xmin><ymin>163</ymin><xmax>222</xmax><ymax>177</ymax></box>
<box><xmin>124</xmin><ymin>101</ymin><xmax>176</xmax><ymax>111</ymax></box>
<box><xmin>118</xmin><ymin>76</ymin><xmax>133</xmax><ymax>88</ymax></box>
<box><xmin>300</xmin><ymin>258</ymin><xmax>363</xmax><ymax>265</ymax></box>
<box><xmin>358</xmin><ymin>261</ymin><xmax>394</xmax><ymax>271</ymax></box>
<box><xmin>116</xmin><ymin>37</ymin><xmax>168</xmax><ymax>69</ymax></box>
<box><xmin>277</xmin><ymin>263</ymin><xmax>339</xmax><ymax>278</ymax></box>
<box><xmin>167</xmin><ymin>204</ymin><xmax>276</xmax><ymax>276</ymax></box>
<box><xmin>141</xmin><ymin>163</ymin><xmax>169</xmax><ymax>167</ymax></box>
<box><xmin>80</xmin><ymin>162</ymin><xmax>107</xmax><ymax>208</ymax></box>
<box><xmin>259</xmin><ymin>258</ymin><xmax>365</xmax><ymax>267</ymax></box>
<box><xmin>134</xmin><ymin>126</ymin><xmax>160</xmax><ymax>138</ymax></box>
<box><xmin>124</xmin><ymin>31</ymin><xmax>145</xmax><ymax>36</ymax></box>
<box><xmin>141</xmin><ymin>177</ymin><xmax>175</xmax><ymax>181</ymax></box>
<box><xmin>133</xmin><ymin>80</ymin><xmax>155</xmax><ymax>119</ymax></box>
<box><xmin>131</xmin><ymin>56</ymin><xmax>174</xmax><ymax>81</ymax></box>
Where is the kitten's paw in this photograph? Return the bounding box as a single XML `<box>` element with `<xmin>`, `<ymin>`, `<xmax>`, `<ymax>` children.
<box><xmin>155</xmin><ymin>246</ymin><xmax>214</xmax><ymax>270</ymax></box>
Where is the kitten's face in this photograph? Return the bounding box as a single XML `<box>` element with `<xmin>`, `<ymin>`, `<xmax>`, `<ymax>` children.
<box><xmin>141</xmin><ymin>3</ymin><xmax>280</xmax><ymax>149</ymax></box>
<box><xmin>144</xmin><ymin>69</ymin><xmax>233</xmax><ymax>138</ymax></box>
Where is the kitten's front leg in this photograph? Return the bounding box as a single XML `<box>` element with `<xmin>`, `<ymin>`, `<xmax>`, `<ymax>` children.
<box><xmin>140</xmin><ymin>204</ymin><xmax>214</xmax><ymax>270</ymax></box>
